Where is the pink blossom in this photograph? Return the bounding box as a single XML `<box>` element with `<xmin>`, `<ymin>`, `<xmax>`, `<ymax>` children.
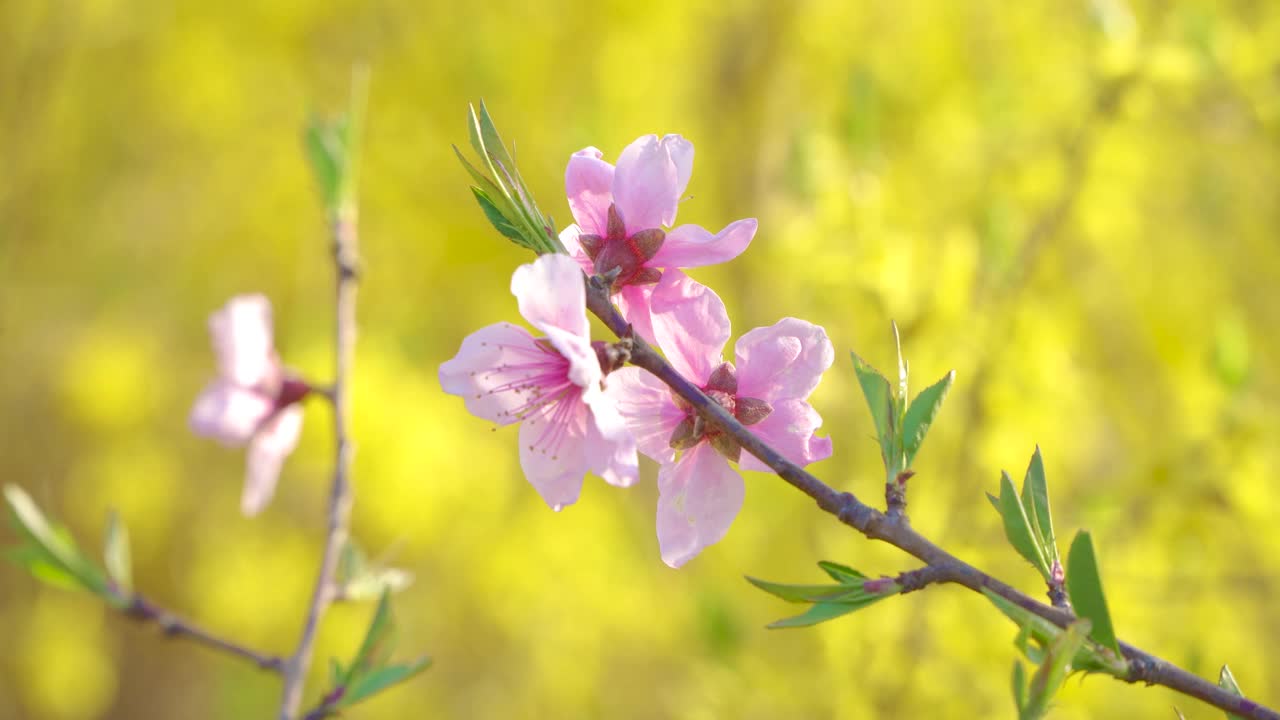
<box><xmin>189</xmin><ymin>294</ymin><xmax>310</xmax><ymax>516</ymax></box>
<box><xmin>607</xmin><ymin>274</ymin><xmax>834</xmax><ymax>567</ymax></box>
<box><xmin>559</xmin><ymin>135</ymin><xmax>757</xmax><ymax>341</ymax></box>
<box><xmin>439</xmin><ymin>254</ymin><xmax>638</xmax><ymax>510</ymax></box>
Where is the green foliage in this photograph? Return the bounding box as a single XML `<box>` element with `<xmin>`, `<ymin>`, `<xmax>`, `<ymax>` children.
<box><xmin>851</xmin><ymin>326</ymin><xmax>955</xmax><ymax>484</ymax></box>
<box><xmin>1065</xmin><ymin>531</ymin><xmax>1121</xmax><ymax>657</ymax></box>
<box><xmin>103</xmin><ymin>510</ymin><xmax>132</xmax><ymax>595</ymax></box>
<box><xmin>309</xmin><ymin>589</ymin><xmax>431</xmax><ymax>717</ymax></box>
<box><xmin>982</xmin><ymin>589</ymin><xmax>1128</xmax><ymax>678</ymax></box>
<box><xmin>1219</xmin><ymin>665</ymin><xmax>1245</xmax><ymax>720</ymax></box>
<box><xmin>304</xmin><ymin>66</ymin><xmax>368</xmax><ymax>220</ymax></box>
<box><xmin>747</xmin><ymin>562</ymin><xmax>900</xmax><ymax>629</ymax></box>
<box><xmin>987</xmin><ymin>449</ymin><xmax>1061</xmax><ymax>585</ymax></box>
<box><xmin>4</xmin><ymin>484</ymin><xmax>115</xmax><ymax>602</ymax></box>
<box><xmin>335</xmin><ymin>539</ymin><xmax>414</xmax><ymax>602</ymax></box>
<box><xmin>456</xmin><ymin>103</ymin><xmax>564</xmax><ymax>255</ymax></box>
<box><xmin>1015</xmin><ymin>618</ymin><xmax>1091</xmax><ymax>720</ymax></box>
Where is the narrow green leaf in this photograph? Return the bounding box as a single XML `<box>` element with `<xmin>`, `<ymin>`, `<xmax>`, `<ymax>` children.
<box><xmin>1066</xmin><ymin>531</ymin><xmax>1121</xmax><ymax>657</ymax></box>
<box><xmin>472</xmin><ymin>188</ymin><xmax>526</xmax><ymax>242</ymax></box>
<box><xmin>817</xmin><ymin>560</ymin><xmax>866</xmax><ymax>584</ymax></box>
<box><xmin>337</xmin><ymin>657</ymin><xmax>432</xmax><ymax>707</ymax></box>
<box><xmin>997</xmin><ymin>472</ymin><xmax>1050</xmax><ymax>578</ymax></box>
<box><xmin>1021</xmin><ymin>447</ymin><xmax>1059</xmax><ymax>567</ymax></box>
<box><xmin>746</xmin><ymin>577</ymin><xmax>860</xmax><ymax>604</ymax></box>
<box><xmin>896</xmin><ymin>320</ymin><xmax>906</xmax><ymax>417</ymax></box>
<box><xmin>982</xmin><ymin>589</ymin><xmax>1127</xmax><ymax>677</ymax></box>
<box><xmin>1219</xmin><ymin>665</ymin><xmax>1245</xmax><ymax>720</ymax></box>
<box><xmin>901</xmin><ymin>369</ymin><xmax>955</xmax><ymax>466</ymax></box>
<box><xmin>851</xmin><ymin>352</ymin><xmax>894</xmax><ymax>469</ymax></box>
<box><xmin>103</xmin><ymin>510</ymin><xmax>132</xmax><ymax>594</ymax></box>
<box><xmin>344</xmin><ymin>588</ymin><xmax>397</xmax><ymax>684</ymax></box>
<box><xmin>304</xmin><ymin>119</ymin><xmax>346</xmax><ymax>213</ymax></box>
<box><xmin>767</xmin><ymin>600</ymin><xmax>871</xmax><ymax>629</ymax></box>
<box><xmin>1023</xmin><ymin>619</ymin><xmax>1091</xmax><ymax>720</ymax></box>
<box><xmin>4</xmin><ymin>484</ymin><xmax>108</xmax><ymax>594</ymax></box>
<box><xmin>26</xmin><ymin>556</ymin><xmax>86</xmax><ymax>592</ymax></box>
<box><xmin>1012</xmin><ymin>661</ymin><xmax>1028</xmax><ymax>713</ymax></box>
<box><xmin>329</xmin><ymin>658</ymin><xmax>345</xmax><ymax>690</ymax></box>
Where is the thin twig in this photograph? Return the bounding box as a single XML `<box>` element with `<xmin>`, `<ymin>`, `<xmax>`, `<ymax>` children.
<box><xmin>278</xmin><ymin>212</ymin><xmax>361</xmax><ymax>719</ymax></box>
<box><xmin>125</xmin><ymin>593</ymin><xmax>284</xmax><ymax>672</ymax></box>
<box><xmin>584</xmin><ymin>275</ymin><xmax>1279</xmax><ymax>720</ymax></box>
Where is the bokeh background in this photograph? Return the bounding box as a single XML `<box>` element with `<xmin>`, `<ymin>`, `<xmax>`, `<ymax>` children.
<box><xmin>3</xmin><ymin>0</ymin><xmax>1279</xmax><ymax>718</ymax></box>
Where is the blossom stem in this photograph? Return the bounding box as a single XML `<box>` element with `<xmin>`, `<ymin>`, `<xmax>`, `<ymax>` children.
<box><xmin>278</xmin><ymin>212</ymin><xmax>361</xmax><ymax>717</ymax></box>
<box><xmin>124</xmin><ymin>593</ymin><xmax>285</xmax><ymax>672</ymax></box>
<box><xmin>583</xmin><ymin>273</ymin><xmax>1279</xmax><ymax>720</ymax></box>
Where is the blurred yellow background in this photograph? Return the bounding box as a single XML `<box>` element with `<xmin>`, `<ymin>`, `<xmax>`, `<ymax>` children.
<box><xmin>3</xmin><ymin>0</ymin><xmax>1279</xmax><ymax>718</ymax></box>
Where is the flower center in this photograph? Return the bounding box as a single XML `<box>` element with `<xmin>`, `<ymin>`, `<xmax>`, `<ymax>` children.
<box><xmin>577</xmin><ymin>203</ymin><xmax>665</xmax><ymax>294</ymax></box>
<box><xmin>667</xmin><ymin>362</ymin><xmax>773</xmax><ymax>462</ymax></box>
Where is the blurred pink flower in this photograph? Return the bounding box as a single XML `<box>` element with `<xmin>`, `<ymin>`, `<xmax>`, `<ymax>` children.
<box><xmin>439</xmin><ymin>253</ymin><xmax>638</xmax><ymax>511</ymax></box>
<box><xmin>606</xmin><ymin>274</ymin><xmax>834</xmax><ymax>567</ymax></box>
<box><xmin>559</xmin><ymin>134</ymin><xmax>757</xmax><ymax>341</ymax></box>
<box><xmin>189</xmin><ymin>294</ymin><xmax>309</xmax><ymax>516</ymax></box>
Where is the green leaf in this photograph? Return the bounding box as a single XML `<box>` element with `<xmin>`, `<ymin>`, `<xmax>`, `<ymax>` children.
<box><xmin>982</xmin><ymin>589</ymin><xmax>1128</xmax><ymax>677</ymax></box>
<box><xmin>103</xmin><ymin>510</ymin><xmax>132</xmax><ymax>594</ymax></box>
<box><xmin>767</xmin><ymin>600</ymin><xmax>871</xmax><ymax>629</ymax></box>
<box><xmin>337</xmin><ymin>657</ymin><xmax>432</xmax><ymax>708</ymax></box>
<box><xmin>746</xmin><ymin>577</ymin><xmax>860</xmax><ymax>604</ymax></box>
<box><xmin>345</xmin><ymin>588</ymin><xmax>397</xmax><ymax>682</ymax></box>
<box><xmin>1066</xmin><ymin>531</ymin><xmax>1121</xmax><ymax>657</ymax></box>
<box><xmin>1012</xmin><ymin>661</ymin><xmax>1028</xmax><ymax>713</ymax></box>
<box><xmin>304</xmin><ymin>118</ymin><xmax>346</xmax><ymax>213</ymax></box>
<box><xmin>303</xmin><ymin>66</ymin><xmax>368</xmax><ymax>218</ymax></box>
<box><xmin>1022</xmin><ymin>619</ymin><xmax>1091</xmax><ymax>720</ymax></box>
<box><xmin>851</xmin><ymin>352</ymin><xmax>894</xmax><ymax>469</ymax></box>
<box><xmin>901</xmin><ymin>369</ymin><xmax>955</xmax><ymax>467</ymax></box>
<box><xmin>892</xmin><ymin>321</ymin><xmax>908</xmax><ymax>424</ymax></box>
<box><xmin>1021</xmin><ymin>447</ymin><xmax>1059</xmax><ymax>567</ymax></box>
<box><xmin>996</xmin><ymin>471</ymin><xmax>1049</xmax><ymax>578</ymax></box>
<box><xmin>4</xmin><ymin>484</ymin><xmax>108</xmax><ymax>595</ymax></box>
<box><xmin>817</xmin><ymin>560</ymin><xmax>865</xmax><ymax>584</ymax></box>
<box><xmin>471</xmin><ymin>187</ymin><xmax>526</xmax><ymax>242</ymax></box>
<box><xmin>1219</xmin><ymin>665</ymin><xmax>1245</xmax><ymax>720</ymax></box>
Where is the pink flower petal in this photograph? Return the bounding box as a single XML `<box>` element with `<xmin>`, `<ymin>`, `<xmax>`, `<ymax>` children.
<box><xmin>518</xmin><ymin>397</ymin><xmax>589</xmax><ymax>511</ymax></box>
<box><xmin>584</xmin><ymin>398</ymin><xmax>639</xmax><ymax>488</ymax></box>
<box><xmin>604</xmin><ymin>367</ymin><xmax>685</xmax><ymax>465</ymax></box>
<box><xmin>650</xmin><ymin>218</ymin><xmax>757</xmax><ymax>269</ymax></box>
<box><xmin>242</xmin><ymin>405</ymin><xmax>303</xmax><ymax>516</ymax></box>
<box><xmin>648</xmin><ymin>270</ymin><xmax>730</xmax><ymax>383</ymax></box>
<box><xmin>510</xmin><ymin>253</ymin><xmax>590</xmax><ymax>343</ymax></box>
<box><xmin>735</xmin><ymin>318</ymin><xmax>835</xmax><ymax>403</ymax></box>
<box><xmin>210</xmin><ymin>294</ymin><xmax>278</xmax><ymax>389</ymax></box>
<box><xmin>189</xmin><ymin>380</ymin><xmax>274</xmax><ymax>445</ymax></box>
<box><xmin>612</xmin><ymin>135</ymin><xmax>682</xmax><ymax>232</ymax></box>
<box><xmin>439</xmin><ymin>322</ymin><xmax>567</xmax><ymax>425</ymax></box>
<box><xmin>615</xmin><ymin>283</ymin><xmax>658</xmax><ymax>346</ymax></box>
<box><xmin>738</xmin><ymin>399</ymin><xmax>832</xmax><ymax>473</ymax></box>
<box><xmin>664</xmin><ymin>135</ymin><xmax>694</xmax><ymax>223</ymax></box>
<box><xmin>565</xmin><ymin>147</ymin><xmax>615</xmax><ymax>236</ymax></box>
<box><xmin>557</xmin><ymin>225</ymin><xmax>598</xmax><ymax>275</ymax></box>
<box><xmin>656</xmin><ymin>443</ymin><xmax>745</xmax><ymax>568</ymax></box>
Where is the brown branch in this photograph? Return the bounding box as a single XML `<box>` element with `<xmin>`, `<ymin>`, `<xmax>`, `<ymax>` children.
<box><xmin>584</xmin><ymin>275</ymin><xmax>1279</xmax><ymax>720</ymax></box>
<box><xmin>278</xmin><ymin>212</ymin><xmax>361</xmax><ymax>718</ymax></box>
<box><xmin>125</xmin><ymin>593</ymin><xmax>284</xmax><ymax>672</ymax></box>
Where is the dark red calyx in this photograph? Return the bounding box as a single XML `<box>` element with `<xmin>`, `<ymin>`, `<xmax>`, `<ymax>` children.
<box><xmin>583</xmin><ymin>203</ymin><xmax>666</xmax><ymax>294</ymax></box>
<box><xmin>276</xmin><ymin>376</ymin><xmax>312</xmax><ymax>408</ymax></box>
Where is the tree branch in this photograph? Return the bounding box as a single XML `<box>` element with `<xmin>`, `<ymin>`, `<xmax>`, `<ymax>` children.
<box><xmin>584</xmin><ymin>275</ymin><xmax>1279</xmax><ymax>720</ymax></box>
<box><xmin>124</xmin><ymin>593</ymin><xmax>284</xmax><ymax>672</ymax></box>
<box><xmin>278</xmin><ymin>212</ymin><xmax>360</xmax><ymax>719</ymax></box>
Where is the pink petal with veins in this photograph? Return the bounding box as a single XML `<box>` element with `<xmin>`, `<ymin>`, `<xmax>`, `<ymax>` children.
<box><xmin>735</xmin><ymin>318</ymin><xmax>834</xmax><ymax>403</ymax></box>
<box><xmin>655</xmin><ymin>443</ymin><xmax>745</xmax><ymax>568</ymax></box>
